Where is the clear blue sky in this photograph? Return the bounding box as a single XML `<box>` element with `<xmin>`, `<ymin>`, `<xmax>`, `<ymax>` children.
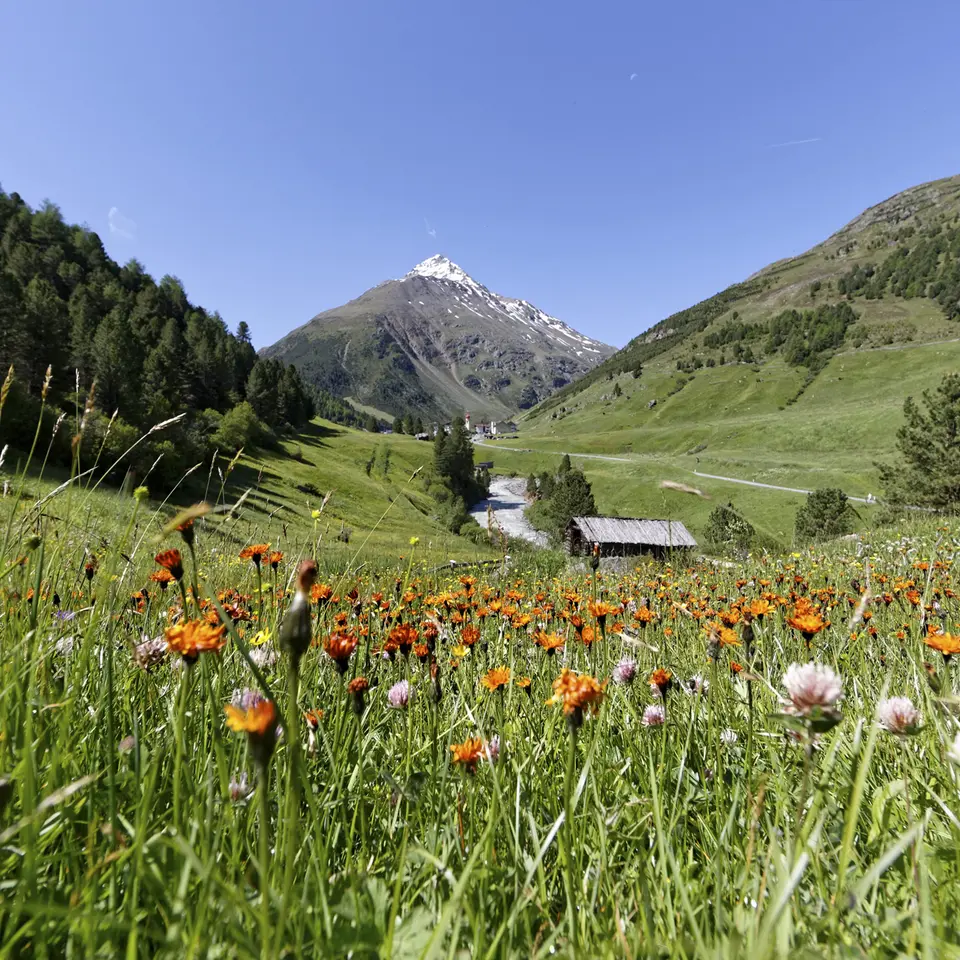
<box><xmin>2</xmin><ymin>1</ymin><xmax>958</xmax><ymax>349</ymax></box>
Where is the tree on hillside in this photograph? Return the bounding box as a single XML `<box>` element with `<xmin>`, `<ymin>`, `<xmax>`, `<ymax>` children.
<box><xmin>533</xmin><ymin>463</ymin><xmax>597</xmax><ymax>542</ymax></box>
<box><xmin>392</xmin><ymin>416</ymin><xmax>403</xmax><ymax>434</ymax></box>
<box><xmin>434</xmin><ymin>416</ymin><xmax>476</xmax><ymax>501</ymax></box>
<box><xmin>795</xmin><ymin>488</ymin><xmax>854</xmax><ymax>543</ymax></box>
<box><xmin>704</xmin><ymin>502</ymin><xmax>755</xmax><ymax>553</ymax></box>
<box><xmin>878</xmin><ymin>373</ymin><xmax>960</xmax><ymax>509</ymax></box>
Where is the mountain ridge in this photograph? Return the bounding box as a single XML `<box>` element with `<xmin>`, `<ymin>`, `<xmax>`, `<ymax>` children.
<box><xmin>263</xmin><ymin>255</ymin><xmax>614</xmax><ymax>421</ymax></box>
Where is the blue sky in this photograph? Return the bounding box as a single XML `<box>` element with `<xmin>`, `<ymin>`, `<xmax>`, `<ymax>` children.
<box><xmin>2</xmin><ymin>1</ymin><xmax>958</xmax><ymax>349</ymax></box>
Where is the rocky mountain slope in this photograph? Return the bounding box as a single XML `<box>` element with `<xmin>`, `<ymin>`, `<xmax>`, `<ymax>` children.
<box><xmin>262</xmin><ymin>255</ymin><xmax>614</xmax><ymax>421</ymax></box>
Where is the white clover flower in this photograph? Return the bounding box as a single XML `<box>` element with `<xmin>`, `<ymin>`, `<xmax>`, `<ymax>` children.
<box><xmin>782</xmin><ymin>662</ymin><xmax>842</xmax><ymax>716</ymax></box>
<box><xmin>876</xmin><ymin>696</ymin><xmax>921</xmax><ymax>736</ymax></box>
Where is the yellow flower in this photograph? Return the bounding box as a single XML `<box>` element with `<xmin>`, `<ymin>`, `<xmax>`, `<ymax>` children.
<box><xmin>251</xmin><ymin>629</ymin><xmax>271</xmax><ymax>647</ymax></box>
<box><xmin>409</xmin><ymin>536</ymin><xmax>420</xmax><ymax>546</ymax></box>
<box><xmin>451</xmin><ymin>644</ymin><xmax>469</xmax><ymax>658</ymax></box>
<box><xmin>311</xmin><ymin>509</ymin><xmax>322</xmax><ymax>520</ymax></box>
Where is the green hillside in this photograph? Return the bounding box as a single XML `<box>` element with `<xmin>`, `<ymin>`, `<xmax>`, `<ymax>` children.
<box><xmin>496</xmin><ymin>173</ymin><xmax>960</xmax><ymax>545</ymax></box>
<box><xmin>5</xmin><ymin>417</ymin><xmax>497</xmax><ymax>569</ymax></box>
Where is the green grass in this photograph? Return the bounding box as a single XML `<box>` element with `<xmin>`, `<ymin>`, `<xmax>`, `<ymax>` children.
<box><xmin>502</xmin><ymin>340</ymin><xmax>960</xmax><ymax>548</ymax></box>
<box><xmin>2</xmin><ymin>451</ymin><xmax>960</xmax><ymax>955</ymax></box>
<box><xmin>2</xmin><ymin>415</ymin><xmax>497</xmax><ymax>572</ymax></box>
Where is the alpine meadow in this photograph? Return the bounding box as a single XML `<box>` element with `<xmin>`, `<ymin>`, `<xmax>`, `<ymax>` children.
<box><xmin>4</xmin><ymin>4</ymin><xmax>960</xmax><ymax>957</ymax></box>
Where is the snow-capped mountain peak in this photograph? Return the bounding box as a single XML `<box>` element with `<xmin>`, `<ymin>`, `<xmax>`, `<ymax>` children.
<box><xmin>406</xmin><ymin>254</ymin><xmax>473</xmax><ymax>286</ymax></box>
<box><xmin>404</xmin><ymin>253</ymin><xmax>607</xmax><ymax>355</ymax></box>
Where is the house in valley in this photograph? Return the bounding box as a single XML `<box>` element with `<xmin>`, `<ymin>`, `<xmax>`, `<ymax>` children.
<box><xmin>565</xmin><ymin>516</ymin><xmax>697</xmax><ymax>560</ymax></box>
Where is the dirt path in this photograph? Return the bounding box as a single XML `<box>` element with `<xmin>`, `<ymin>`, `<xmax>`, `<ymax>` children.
<box><xmin>692</xmin><ymin>470</ymin><xmax>874</xmax><ymax>504</ymax></box>
<box><xmin>475</xmin><ymin>439</ymin><xmax>876</xmax><ymax>505</ymax></box>
<box><xmin>469</xmin><ymin>476</ymin><xmax>549</xmax><ymax>547</ymax></box>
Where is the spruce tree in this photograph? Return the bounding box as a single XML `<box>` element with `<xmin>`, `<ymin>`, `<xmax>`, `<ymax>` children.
<box><xmin>879</xmin><ymin>373</ymin><xmax>960</xmax><ymax>509</ymax></box>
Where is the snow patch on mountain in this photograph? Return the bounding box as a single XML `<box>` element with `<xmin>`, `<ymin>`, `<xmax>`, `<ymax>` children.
<box><xmin>404</xmin><ymin>255</ymin><xmax>608</xmax><ymax>358</ymax></box>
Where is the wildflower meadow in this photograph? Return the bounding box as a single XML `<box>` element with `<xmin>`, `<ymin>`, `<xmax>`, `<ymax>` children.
<box><xmin>2</xmin><ymin>461</ymin><xmax>960</xmax><ymax>957</ymax></box>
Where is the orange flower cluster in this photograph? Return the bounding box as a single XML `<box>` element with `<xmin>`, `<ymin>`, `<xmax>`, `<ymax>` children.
<box><xmin>311</xmin><ymin>582</ymin><xmax>334</xmax><ymax>605</ymax></box>
<box><xmin>323</xmin><ymin>631</ymin><xmax>358</xmax><ymax>672</ymax></box>
<box><xmin>924</xmin><ymin>628</ymin><xmax>960</xmax><ymax>658</ymax></box>
<box><xmin>239</xmin><ymin>544</ymin><xmax>271</xmax><ymax>566</ymax></box>
<box><xmin>534</xmin><ymin>631</ymin><xmax>565</xmax><ymax>654</ymax></box>
<box><xmin>154</xmin><ymin>549</ymin><xmax>184</xmax><ymax>582</ymax></box>
<box><xmin>165</xmin><ymin>620</ymin><xmax>228</xmax><ymax>661</ymax></box>
<box><xmin>225</xmin><ymin>698</ymin><xmax>276</xmax><ymax>736</ymax></box>
<box><xmin>450</xmin><ymin>737</ymin><xmax>485</xmax><ymax>774</ymax></box>
<box><xmin>480</xmin><ymin>666</ymin><xmax>511</xmax><ymax>692</ymax></box>
<box><xmin>549</xmin><ymin>668</ymin><xmax>607</xmax><ymax>721</ymax></box>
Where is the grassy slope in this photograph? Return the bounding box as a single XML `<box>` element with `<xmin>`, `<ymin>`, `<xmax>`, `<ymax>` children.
<box><xmin>500</xmin><ymin>174</ymin><xmax>960</xmax><ymax>547</ymax></box>
<box><xmin>8</xmin><ymin>418</ymin><xmax>497</xmax><ymax>570</ymax></box>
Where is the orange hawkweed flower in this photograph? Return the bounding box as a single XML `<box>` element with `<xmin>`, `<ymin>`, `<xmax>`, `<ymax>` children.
<box><xmin>649</xmin><ymin>668</ymin><xmax>673</xmax><ymax>696</ymax></box>
<box><xmin>267</xmin><ymin>551</ymin><xmax>283</xmax><ymax>570</ymax></box>
<box><xmin>347</xmin><ymin>675</ymin><xmax>369</xmax><ymax>714</ymax></box>
<box><xmin>481</xmin><ymin>666</ymin><xmax>511</xmax><ymax>692</ymax></box>
<box><xmin>786</xmin><ymin>608</ymin><xmax>825</xmax><ymax>644</ymax></box>
<box><xmin>323</xmin><ymin>631</ymin><xmax>358</xmax><ymax>673</ymax></box>
<box><xmin>515</xmin><ymin>676</ymin><xmax>532</xmax><ymax>694</ymax></box>
<box><xmin>748</xmin><ymin>598</ymin><xmax>772</xmax><ymax>620</ymax></box>
<box><xmin>588</xmin><ymin>599</ymin><xmax>619</xmax><ymax>624</ymax></box>
<box><xmin>535</xmin><ymin>631</ymin><xmax>565</xmax><ymax>655</ymax></box>
<box><xmin>632</xmin><ymin>606</ymin><xmax>657</xmax><ymax>626</ymax></box>
<box><xmin>461</xmin><ymin>624</ymin><xmax>481</xmax><ymax>647</ymax></box>
<box><xmin>924</xmin><ymin>630</ymin><xmax>960</xmax><ymax>659</ymax></box>
<box><xmin>311</xmin><ymin>582</ymin><xmax>333</xmax><ymax>605</ymax></box>
<box><xmin>154</xmin><ymin>549</ymin><xmax>184</xmax><ymax>582</ymax></box>
<box><xmin>450</xmin><ymin>737</ymin><xmax>485</xmax><ymax>774</ymax></box>
<box><xmin>549</xmin><ymin>669</ymin><xmax>606</xmax><ymax>727</ymax></box>
<box><xmin>386</xmin><ymin>623</ymin><xmax>418</xmax><ymax>656</ymax></box>
<box><xmin>239</xmin><ymin>544</ymin><xmax>271</xmax><ymax>567</ymax></box>
<box><xmin>150</xmin><ymin>569</ymin><xmax>176</xmax><ymax>589</ymax></box>
<box><xmin>225</xmin><ymin>695</ymin><xmax>278</xmax><ymax>767</ymax></box>
<box><xmin>165</xmin><ymin>619</ymin><xmax>228</xmax><ymax>661</ymax></box>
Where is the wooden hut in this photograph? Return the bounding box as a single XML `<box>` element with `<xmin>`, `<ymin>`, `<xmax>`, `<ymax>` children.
<box><xmin>565</xmin><ymin>516</ymin><xmax>697</xmax><ymax>560</ymax></box>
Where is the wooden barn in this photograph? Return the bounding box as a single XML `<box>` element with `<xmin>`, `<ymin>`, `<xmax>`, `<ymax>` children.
<box><xmin>565</xmin><ymin>516</ymin><xmax>697</xmax><ymax>559</ymax></box>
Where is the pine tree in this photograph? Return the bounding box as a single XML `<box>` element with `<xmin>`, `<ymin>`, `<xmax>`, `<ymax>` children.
<box><xmin>92</xmin><ymin>308</ymin><xmax>139</xmax><ymax>414</ymax></box>
<box><xmin>22</xmin><ymin>277</ymin><xmax>69</xmax><ymax>392</ymax></box>
<box><xmin>141</xmin><ymin>318</ymin><xmax>185</xmax><ymax>419</ymax></box>
<box><xmin>879</xmin><ymin>373</ymin><xmax>960</xmax><ymax>508</ymax></box>
<box><xmin>544</xmin><ymin>468</ymin><xmax>597</xmax><ymax>540</ymax></box>
<box><xmin>0</xmin><ymin>272</ymin><xmax>25</xmax><ymax>380</ymax></box>
<box><xmin>68</xmin><ymin>285</ymin><xmax>101</xmax><ymax>380</ymax></box>
<box><xmin>246</xmin><ymin>362</ymin><xmax>279</xmax><ymax>427</ymax></box>
<box><xmin>794</xmin><ymin>489</ymin><xmax>853</xmax><ymax>543</ymax></box>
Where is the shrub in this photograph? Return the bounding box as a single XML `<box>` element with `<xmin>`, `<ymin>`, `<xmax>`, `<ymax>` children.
<box><xmin>795</xmin><ymin>488</ymin><xmax>854</xmax><ymax>542</ymax></box>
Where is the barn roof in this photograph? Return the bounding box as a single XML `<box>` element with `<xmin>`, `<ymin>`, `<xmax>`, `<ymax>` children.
<box><xmin>568</xmin><ymin>516</ymin><xmax>697</xmax><ymax>548</ymax></box>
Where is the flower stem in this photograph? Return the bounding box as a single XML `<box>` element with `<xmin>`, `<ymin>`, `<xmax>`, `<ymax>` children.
<box><xmin>562</xmin><ymin>724</ymin><xmax>579</xmax><ymax>950</ymax></box>
<box><xmin>258</xmin><ymin>764</ymin><xmax>271</xmax><ymax>952</ymax></box>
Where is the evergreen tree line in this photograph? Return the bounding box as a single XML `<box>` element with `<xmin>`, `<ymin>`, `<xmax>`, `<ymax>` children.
<box><xmin>391</xmin><ymin>413</ymin><xmax>425</xmax><ymax>436</ymax></box>
<box><xmin>0</xmin><ymin>188</ymin><xmax>368</xmax><ymax>490</ymax></box>
<box><xmin>431</xmin><ymin>416</ymin><xmax>487</xmax><ymax>532</ymax></box>
<box><xmin>837</xmin><ymin>220</ymin><xmax>960</xmax><ymax>320</ymax></box>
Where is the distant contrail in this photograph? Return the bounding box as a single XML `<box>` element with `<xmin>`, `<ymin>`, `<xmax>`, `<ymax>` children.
<box><xmin>765</xmin><ymin>137</ymin><xmax>822</xmax><ymax>148</ymax></box>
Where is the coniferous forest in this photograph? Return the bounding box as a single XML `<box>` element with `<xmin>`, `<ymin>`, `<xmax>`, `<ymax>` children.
<box><xmin>0</xmin><ymin>188</ymin><xmax>373</xmax><ymax>491</ymax></box>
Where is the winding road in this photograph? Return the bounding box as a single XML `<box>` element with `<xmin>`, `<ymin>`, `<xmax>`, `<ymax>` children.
<box><xmin>474</xmin><ymin>439</ymin><xmax>876</xmax><ymax>506</ymax></box>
